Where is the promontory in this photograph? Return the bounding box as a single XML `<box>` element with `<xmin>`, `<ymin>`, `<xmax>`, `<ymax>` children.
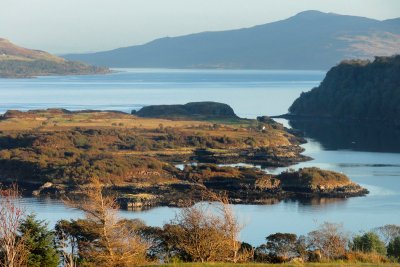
<box><xmin>0</xmin><ymin>103</ymin><xmax>368</xmax><ymax>207</ymax></box>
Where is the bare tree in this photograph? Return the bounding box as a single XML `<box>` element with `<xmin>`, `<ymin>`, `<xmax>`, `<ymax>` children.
<box><xmin>54</xmin><ymin>222</ymin><xmax>78</xmax><ymax>267</ymax></box>
<box><xmin>168</xmin><ymin>204</ymin><xmax>230</xmax><ymax>262</ymax></box>
<box><xmin>0</xmin><ymin>184</ymin><xmax>28</xmax><ymax>267</ymax></box>
<box><xmin>211</xmin><ymin>193</ymin><xmax>245</xmax><ymax>263</ymax></box>
<box><xmin>307</xmin><ymin>222</ymin><xmax>349</xmax><ymax>260</ymax></box>
<box><xmin>374</xmin><ymin>224</ymin><xmax>400</xmax><ymax>245</ymax></box>
<box><xmin>166</xmin><ymin>192</ymin><xmax>248</xmax><ymax>263</ymax></box>
<box><xmin>65</xmin><ymin>178</ymin><xmax>149</xmax><ymax>266</ymax></box>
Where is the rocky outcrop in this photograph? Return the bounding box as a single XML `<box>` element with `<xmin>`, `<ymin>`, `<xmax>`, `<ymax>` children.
<box><xmin>277</xmin><ymin>167</ymin><xmax>368</xmax><ymax>197</ymax></box>
<box><xmin>111</xmin><ymin>165</ymin><xmax>368</xmax><ymax>209</ymax></box>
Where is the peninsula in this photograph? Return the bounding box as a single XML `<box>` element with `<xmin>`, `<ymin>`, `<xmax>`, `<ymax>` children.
<box><xmin>0</xmin><ymin>103</ymin><xmax>368</xmax><ymax>207</ymax></box>
<box><xmin>288</xmin><ymin>55</ymin><xmax>400</xmax><ymax>123</ymax></box>
<box><xmin>0</xmin><ymin>38</ymin><xmax>110</xmax><ymax>78</ymax></box>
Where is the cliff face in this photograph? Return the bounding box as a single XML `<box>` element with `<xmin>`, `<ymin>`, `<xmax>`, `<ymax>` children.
<box><xmin>289</xmin><ymin>55</ymin><xmax>400</xmax><ymax>122</ymax></box>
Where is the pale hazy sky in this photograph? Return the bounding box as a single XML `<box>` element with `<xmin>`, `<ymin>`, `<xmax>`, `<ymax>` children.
<box><xmin>1</xmin><ymin>0</ymin><xmax>399</xmax><ymax>54</ymax></box>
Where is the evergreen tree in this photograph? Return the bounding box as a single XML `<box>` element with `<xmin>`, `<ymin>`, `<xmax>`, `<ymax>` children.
<box><xmin>388</xmin><ymin>236</ymin><xmax>400</xmax><ymax>261</ymax></box>
<box><xmin>19</xmin><ymin>214</ymin><xmax>59</xmax><ymax>267</ymax></box>
<box><xmin>352</xmin><ymin>232</ymin><xmax>387</xmax><ymax>256</ymax></box>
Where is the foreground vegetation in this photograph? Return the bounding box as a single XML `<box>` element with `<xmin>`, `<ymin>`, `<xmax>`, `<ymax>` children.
<box><xmin>146</xmin><ymin>264</ymin><xmax>400</xmax><ymax>267</ymax></box>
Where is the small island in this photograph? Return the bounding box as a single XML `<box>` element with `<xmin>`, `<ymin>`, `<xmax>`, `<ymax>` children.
<box><xmin>0</xmin><ymin>103</ymin><xmax>368</xmax><ymax>208</ymax></box>
<box><xmin>287</xmin><ymin>55</ymin><xmax>400</xmax><ymax>123</ymax></box>
<box><xmin>0</xmin><ymin>38</ymin><xmax>110</xmax><ymax>78</ymax></box>
<box><xmin>133</xmin><ymin>101</ymin><xmax>239</xmax><ymax>120</ymax></box>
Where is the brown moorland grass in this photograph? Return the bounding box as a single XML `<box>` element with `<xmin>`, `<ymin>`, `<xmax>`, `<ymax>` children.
<box><xmin>0</xmin><ymin>110</ymin><xmax>298</xmax><ymax>186</ymax></box>
<box><xmin>0</xmin><ymin>111</ymin><xmax>292</xmax><ymax>147</ymax></box>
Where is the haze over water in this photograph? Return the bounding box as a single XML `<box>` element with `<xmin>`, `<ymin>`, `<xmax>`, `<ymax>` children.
<box><xmin>1</xmin><ymin>69</ymin><xmax>399</xmax><ymax>246</ymax></box>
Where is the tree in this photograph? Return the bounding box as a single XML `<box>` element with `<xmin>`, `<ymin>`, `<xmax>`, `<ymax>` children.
<box><xmin>54</xmin><ymin>220</ymin><xmax>80</xmax><ymax>267</ymax></box>
<box><xmin>64</xmin><ymin>178</ymin><xmax>149</xmax><ymax>266</ymax></box>
<box><xmin>388</xmin><ymin>236</ymin><xmax>400</xmax><ymax>261</ymax></box>
<box><xmin>18</xmin><ymin>214</ymin><xmax>59</xmax><ymax>267</ymax></box>
<box><xmin>307</xmin><ymin>222</ymin><xmax>348</xmax><ymax>260</ymax></box>
<box><xmin>352</xmin><ymin>232</ymin><xmax>386</xmax><ymax>256</ymax></box>
<box><xmin>166</xmin><ymin>204</ymin><xmax>231</xmax><ymax>262</ymax></box>
<box><xmin>164</xmin><ymin>197</ymin><xmax>246</xmax><ymax>263</ymax></box>
<box><xmin>0</xmin><ymin>184</ymin><xmax>28</xmax><ymax>267</ymax></box>
<box><xmin>214</xmin><ymin>194</ymin><xmax>245</xmax><ymax>263</ymax></box>
<box><xmin>265</xmin><ymin>233</ymin><xmax>298</xmax><ymax>261</ymax></box>
<box><xmin>374</xmin><ymin>224</ymin><xmax>400</xmax><ymax>245</ymax></box>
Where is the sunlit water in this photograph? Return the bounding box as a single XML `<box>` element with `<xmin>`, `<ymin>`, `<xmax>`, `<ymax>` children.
<box><xmin>1</xmin><ymin>69</ymin><xmax>399</xmax><ymax>246</ymax></box>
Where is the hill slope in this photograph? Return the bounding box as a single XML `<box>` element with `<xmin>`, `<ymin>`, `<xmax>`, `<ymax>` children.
<box><xmin>64</xmin><ymin>11</ymin><xmax>400</xmax><ymax>70</ymax></box>
<box><xmin>288</xmin><ymin>55</ymin><xmax>400</xmax><ymax>122</ymax></box>
<box><xmin>0</xmin><ymin>38</ymin><xmax>110</xmax><ymax>78</ymax></box>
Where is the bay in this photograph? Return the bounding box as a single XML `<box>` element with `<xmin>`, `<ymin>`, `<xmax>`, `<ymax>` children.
<box><xmin>1</xmin><ymin>69</ymin><xmax>399</xmax><ymax>246</ymax></box>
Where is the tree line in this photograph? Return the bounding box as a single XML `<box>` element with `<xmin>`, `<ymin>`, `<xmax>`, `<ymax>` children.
<box><xmin>1</xmin><ymin>183</ymin><xmax>399</xmax><ymax>266</ymax></box>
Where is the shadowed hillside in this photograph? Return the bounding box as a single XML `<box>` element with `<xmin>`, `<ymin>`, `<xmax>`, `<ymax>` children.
<box><xmin>289</xmin><ymin>55</ymin><xmax>400</xmax><ymax>122</ymax></box>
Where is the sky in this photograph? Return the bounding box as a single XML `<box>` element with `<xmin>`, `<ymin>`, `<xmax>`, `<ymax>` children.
<box><xmin>1</xmin><ymin>0</ymin><xmax>399</xmax><ymax>54</ymax></box>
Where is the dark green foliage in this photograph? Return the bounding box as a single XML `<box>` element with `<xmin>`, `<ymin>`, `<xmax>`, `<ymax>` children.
<box><xmin>388</xmin><ymin>236</ymin><xmax>400</xmax><ymax>261</ymax></box>
<box><xmin>19</xmin><ymin>214</ymin><xmax>59</xmax><ymax>267</ymax></box>
<box><xmin>352</xmin><ymin>232</ymin><xmax>387</xmax><ymax>255</ymax></box>
<box><xmin>255</xmin><ymin>233</ymin><xmax>307</xmax><ymax>263</ymax></box>
<box><xmin>265</xmin><ymin>233</ymin><xmax>299</xmax><ymax>262</ymax></box>
<box><xmin>289</xmin><ymin>55</ymin><xmax>400</xmax><ymax>122</ymax></box>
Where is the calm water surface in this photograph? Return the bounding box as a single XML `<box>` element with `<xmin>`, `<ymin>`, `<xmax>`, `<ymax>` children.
<box><xmin>0</xmin><ymin>68</ymin><xmax>323</xmax><ymax>117</ymax></box>
<box><xmin>1</xmin><ymin>69</ymin><xmax>399</xmax><ymax>246</ymax></box>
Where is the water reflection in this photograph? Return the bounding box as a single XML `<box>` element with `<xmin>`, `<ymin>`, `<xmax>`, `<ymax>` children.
<box><xmin>289</xmin><ymin>119</ymin><xmax>400</xmax><ymax>153</ymax></box>
<box><xmin>290</xmin><ymin>196</ymin><xmax>347</xmax><ymax>207</ymax></box>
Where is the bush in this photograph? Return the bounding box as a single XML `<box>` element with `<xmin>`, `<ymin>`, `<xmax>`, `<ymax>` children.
<box><xmin>345</xmin><ymin>251</ymin><xmax>389</xmax><ymax>263</ymax></box>
<box><xmin>352</xmin><ymin>232</ymin><xmax>387</xmax><ymax>255</ymax></box>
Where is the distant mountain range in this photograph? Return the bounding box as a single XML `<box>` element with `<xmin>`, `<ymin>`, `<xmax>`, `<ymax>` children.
<box><xmin>64</xmin><ymin>10</ymin><xmax>400</xmax><ymax>70</ymax></box>
<box><xmin>0</xmin><ymin>38</ymin><xmax>109</xmax><ymax>78</ymax></box>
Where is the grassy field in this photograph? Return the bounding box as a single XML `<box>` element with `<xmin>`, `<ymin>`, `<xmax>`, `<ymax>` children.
<box><xmin>0</xmin><ymin>110</ymin><xmax>211</xmax><ymax>131</ymax></box>
<box><xmin>144</xmin><ymin>263</ymin><xmax>400</xmax><ymax>267</ymax></box>
<box><xmin>0</xmin><ymin>110</ymin><xmax>291</xmax><ymax>147</ymax></box>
